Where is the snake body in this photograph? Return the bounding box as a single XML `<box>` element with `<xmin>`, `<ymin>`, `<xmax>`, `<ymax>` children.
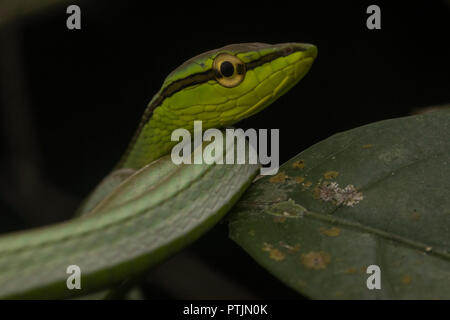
<box><xmin>0</xmin><ymin>42</ymin><xmax>317</xmax><ymax>298</ymax></box>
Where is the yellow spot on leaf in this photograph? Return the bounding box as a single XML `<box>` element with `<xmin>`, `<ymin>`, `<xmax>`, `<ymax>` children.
<box><xmin>270</xmin><ymin>249</ymin><xmax>285</xmax><ymax>261</ymax></box>
<box><xmin>269</xmin><ymin>172</ymin><xmax>288</xmax><ymax>183</ymax></box>
<box><xmin>292</xmin><ymin>160</ymin><xmax>305</xmax><ymax>169</ymax></box>
<box><xmin>262</xmin><ymin>243</ymin><xmax>285</xmax><ymax>261</ymax></box>
<box><xmin>401</xmin><ymin>275</ymin><xmax>412</xmax><ymax>285</ymax></box>
<box><xmin>301</xmin><ymin>251</ymin><xmax>331</xmax><ymax>270</ymax></box>
<box><xmin>362</xmin><ymin>144</ymin><xmax>374</xmax><ymax>149</ymax></box>
<box><xmin>320</xmin><ymin>227</ymin><xmax>341</xmax><ymax>237</ymax></box>
<box><xmin>297</xmin><ymin>279</ymin><xmax>307</xmax><ymax>287</ymax></box>
<box><xmin>411</xmin><ymin>211</ymin><xmax>421</xmax><ymax>221</ymax></box>
<box><xmin>295</xmin><ymin>176</ymin><xmax>305</xmax><ymax>183</ymax></box>
<box><xmin>273</xmin><ymin>216</ymin><xmax>287</xmax><ymax>223</ymax></box>
<box><xmin>324</xmin><ymin>171</ymin><xmax>339</xmax><ymax>179</ymax></box>
<box><xmin>345</xmin><ymin>267</ymin><xmax>357</xmax><ymax>274</ymax></box>
<box><xmin>248</xmin><ymin>229</ymin><xmax>255</xmax><ymax>236</ymax></box>
<box><xmin>313</xmin><ymin>186</ymin><xmax>321</xmax><ymax>199</ymax></box>
<box><xmin>303</xmin><ymin>181</ymin><xmax>313</xmax><ymax>188</ymax></box>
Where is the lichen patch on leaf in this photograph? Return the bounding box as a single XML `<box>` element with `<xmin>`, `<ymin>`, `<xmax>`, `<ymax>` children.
<box><xmin>316</xmin><ymin>181</ymin><xmax>363</xmax><ymax>207</ymax></box>
<box><xmin>378</xmin><ymin>148</ymin><xmax>407</xmax><ymax>162</ymax></box>
<box><xmin>266</xmin><ymin>199</ymin><xmax>307</xmax><ymax>218</ymax></box>
<box><xmin>301</xmin><ymin>251</ymin><xmax>331</xmax><ymax>270</ymax></box>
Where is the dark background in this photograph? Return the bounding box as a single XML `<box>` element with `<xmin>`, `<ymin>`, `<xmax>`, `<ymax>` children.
<box><xmin>0</xmin><ymin>0</ymin><xmax>449</xmax><ymax>298</ymax></box>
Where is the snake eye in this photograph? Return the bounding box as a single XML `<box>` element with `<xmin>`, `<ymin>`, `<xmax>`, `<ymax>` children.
<box><xmin>213</xmin><ymin>53</ymin><xmax>246</xmax><ymax>88</ymax></box>
<box><xmin>220</xmin><ymin>61</ymin><xmax>234</xmax><ymax>77</ymax></box>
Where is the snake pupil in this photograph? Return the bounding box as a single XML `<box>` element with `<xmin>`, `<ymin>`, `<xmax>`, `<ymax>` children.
<box><xmin>220</xmin><ymin>61</ymin><xmax>234</xmax><ymax>77</ymax></box>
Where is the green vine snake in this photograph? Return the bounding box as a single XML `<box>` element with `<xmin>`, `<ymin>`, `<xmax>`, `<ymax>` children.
<box><xmin>0</xmin><ymin>42</ymin><xmax>317</xmax><ymax>298</ymax></box>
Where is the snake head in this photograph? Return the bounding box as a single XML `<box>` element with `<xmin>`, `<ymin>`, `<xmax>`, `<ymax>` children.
<box><xmin>120</xmin><ymin>42</ymin><xmax>317</xmax><ymax>168</ymax></box>
<box><xmin>156</xmin><ymin>42</ymin><xmax>318</xmax><ymax>127</ymax></box>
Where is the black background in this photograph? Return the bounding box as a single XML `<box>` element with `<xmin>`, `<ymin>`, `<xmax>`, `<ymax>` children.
<box><xmin>0</xmin><ymin>0</ymin><xmax>449</xmax><ymax>299</ymax></box>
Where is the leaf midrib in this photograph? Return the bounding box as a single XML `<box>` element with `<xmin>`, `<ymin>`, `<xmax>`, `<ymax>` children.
<box><xmin>234</xmin><ymin>200</ymin><xmax>450</xmax><ymax>262</ymax></box>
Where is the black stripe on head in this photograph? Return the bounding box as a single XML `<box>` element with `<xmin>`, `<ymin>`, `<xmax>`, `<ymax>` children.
<box><xmin>245</xmin><ymin>45</ymin><xmax>307</xmax><ymax>71</ymax></box>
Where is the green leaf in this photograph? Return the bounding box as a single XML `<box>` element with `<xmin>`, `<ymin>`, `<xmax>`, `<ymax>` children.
<box><xmin>229</xmin><ymin>109</ymin><xmax>450</xmax><ymax>299</ymax></box>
